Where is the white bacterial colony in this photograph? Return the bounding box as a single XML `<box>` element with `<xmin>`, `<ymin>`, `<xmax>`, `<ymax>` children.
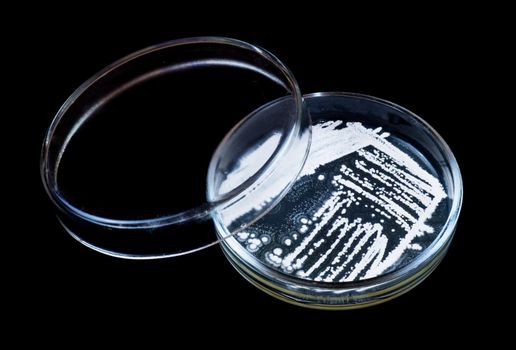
<box><xmin>217</xmin><ymin>132</ymin><xmax>282</xmax><ymax>196</ymax></box>
<box><xmin>233</xmin><ymin>121</ymin><xmax>447</xmax><ymax>282</ymax></box>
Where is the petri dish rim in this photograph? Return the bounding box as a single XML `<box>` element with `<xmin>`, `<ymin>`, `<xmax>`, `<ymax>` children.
<box><xmin>40</xmin><ymin>37</ymin><xmax>307</xmax><ymax>234</ymax></box>
<box><xmin>216</xmin><ymin>92</ymin><xmax>463</xmax><ymax>299</ymax></box>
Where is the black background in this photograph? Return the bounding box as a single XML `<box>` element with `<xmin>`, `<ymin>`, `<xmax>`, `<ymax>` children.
<box><xmin>17</xmin><ymin>11</ymin><xmax>489</xmax><ymax>343</ymax></box>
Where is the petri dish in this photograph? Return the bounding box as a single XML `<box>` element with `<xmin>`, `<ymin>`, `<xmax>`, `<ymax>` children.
<box><xmin>41</xmin><ymin>37</ymin><xmax>310</xmax><ymax>258</ymax></box>
<box><xmin>42</xmin><ymin>38</ymin><xmax>462</xmax><ymax>309</ymax></box>
<box><xmin>210</xmin><ymin>92</ymin><xmax>463</xmax><ymax>309</ymax></box>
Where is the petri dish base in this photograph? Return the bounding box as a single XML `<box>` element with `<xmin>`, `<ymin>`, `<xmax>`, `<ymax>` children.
<box><xmin>212</xmin><ymin>92</ymin><xmax>462</xmax><ymax>309</ymax></box>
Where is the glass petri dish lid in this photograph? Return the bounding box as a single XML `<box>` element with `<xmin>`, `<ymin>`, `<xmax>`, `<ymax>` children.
<box><xmin>211</xmin><ymin>92</ymin><xmax>463</xmax><ymax>309</ymax></box>
<box><xmin>41</xmin><ymin>37</ymin><xmax>311</xmax><ymax>258</ymax></box>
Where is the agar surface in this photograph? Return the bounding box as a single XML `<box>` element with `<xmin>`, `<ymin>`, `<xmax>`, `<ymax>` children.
<box><xmin>234</xmin><ymin>121</ymin><xmax>447</xmax><ymax>282</ymax></box>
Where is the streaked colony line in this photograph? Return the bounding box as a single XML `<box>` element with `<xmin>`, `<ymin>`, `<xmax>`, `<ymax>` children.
<box><xmin>226</xmin><ymin>121</ymin><xmax>447</xmax><ymax>282</ymax></box>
